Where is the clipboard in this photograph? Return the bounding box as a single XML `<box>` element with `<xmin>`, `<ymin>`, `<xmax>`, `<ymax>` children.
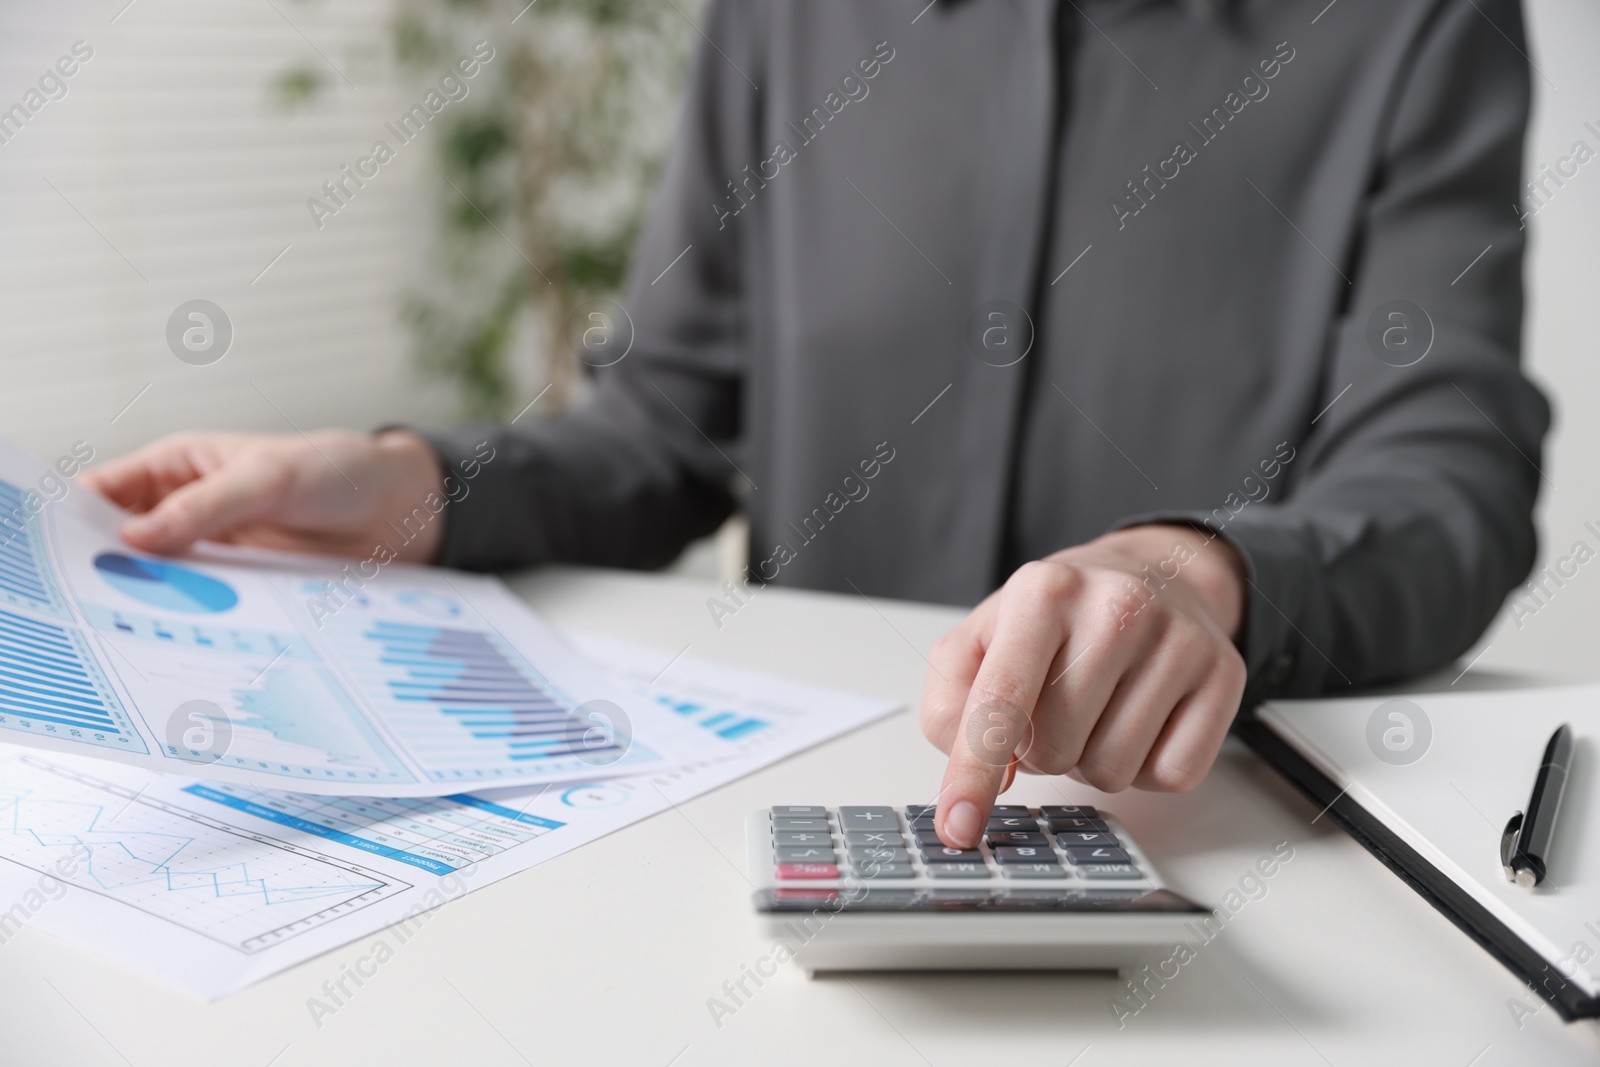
<box><xmin>1237</xmin><ymin>686</ymin><xmax>1600</xmax><ymax>1022</ymax></box>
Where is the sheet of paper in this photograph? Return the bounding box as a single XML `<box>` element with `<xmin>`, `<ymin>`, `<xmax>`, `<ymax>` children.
<box><xmin>0</xmin><ymin>633</ymin><xmax>901</xmax><ymax>999</ymax></box>
<box><xmin>0</xmin><ymin>441</ymin><xmax>708</xmax><ymax>795</ymax></box>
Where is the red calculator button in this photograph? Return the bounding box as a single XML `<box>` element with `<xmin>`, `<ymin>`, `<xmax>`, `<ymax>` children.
<box><xmin>776</xmin><ymin>862</ymin><xmax>839</xmax><ymax>880</ymax></box>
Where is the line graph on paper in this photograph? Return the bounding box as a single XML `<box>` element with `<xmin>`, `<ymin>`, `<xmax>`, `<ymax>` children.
<box><xmin>0</xmin><ymin>757</ymin><xmax>411</xmax><ymax>952</ymax></box>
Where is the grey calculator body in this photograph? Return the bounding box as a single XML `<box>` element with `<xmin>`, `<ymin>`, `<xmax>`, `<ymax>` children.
<box><xmin>746</xmin><ymin>805</ymin><xmax>1210</xmax><ymax>975</ymax></box>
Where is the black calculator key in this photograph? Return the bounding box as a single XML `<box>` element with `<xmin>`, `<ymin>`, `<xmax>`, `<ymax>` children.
<box><xmin>989</xmin><ymin>805</ymin><xmax>1034</xmax><ymax>818</ymax></box>
<box><xmin>839</xmin><ymin>806</ymin><xmax>899</xmax><ymax>830</ymax></box>
<box><xmin>770</xmin><ymin>806</ymin><xmax>829</xmax><ymax>817</ymax></box>
<box><xmin>914</xmin><ymin>830</ymin><xmax>950</xmax><ymax>846</ymax></box>
<box><xmin>776</xmin><ymin>846</ymin><xmax>838</xmax><ymax>863</ymax></box>
<box><xmin>772</xmin><ymin>817</ymin><xmax>830</xmax><ymax>832</ymax></box>
<box><xmin>992</xmin><ymin>845</ymin><xmax>1053</xmax><ymax>863</ymax></box>
<box><xmin>846</xmin><ymin>830</ymin><xmax>903</xmax><ymax>847</ymax></box>
<box><xmin>907</xmin><ymin>816</ymin><xmax>939</xmax><ymax>832</ymax></box>
<box><xmin>1064</xmin><ymin>845</ymin><xmax>1131</xmax><ymax>865</ymax></box>
<box><xmin>1056</xmin><ymin>832</ymin><xmax>1119</xmax><ymax>848</ymax></box>
<box><xmin>903</xmin><ymin>804</ymin><xmax>939</xmax><ymax>820</ymax></box>
<box><xmin>1001</xmin><ymin>862</ymin><xmax>1066</xmax><ymax>879</ymax></box>
<box><xmin>1077</xmin><ymin>863</ymin><xmax>1141</xmax><ymax>880</ymax></box>
<box><xmin>1045</xmin><ymin>816</ymin><xmax>1109</xmax><ymax>833</ymax></box>
<box><xmin>1041</xmin><ymin>805</ymin><xmax>1099</xmax><ymax>820</ymax></box>
<box><xmin>986</xmin><ymin>815</ymin><xmax>1039</xmax><ymax>832</ymax></box>
<box><xmin>985</xmin><ymin>831</ymin><xmax>1049</xmax><ymax>848</ymax></box>
<box><xmin>924</xmin><ymin>862</ymin><xmax>988</xmax><ymax>879</ymax></box>
<box><xmin>774</xmin><ymin>830</ymin><xmax>834</xmax><ymax>846</ymax></box>
<box><xmin>919</xmin><ymin>843</ymin><xmax>984</xmax><ymax>863</ymax></box>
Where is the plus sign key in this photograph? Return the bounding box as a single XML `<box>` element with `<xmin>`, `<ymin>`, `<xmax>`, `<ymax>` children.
<box><xmin>839</xmin><ymin>807</ymin><xmax>899</xmax><ymax>831</ymax></box>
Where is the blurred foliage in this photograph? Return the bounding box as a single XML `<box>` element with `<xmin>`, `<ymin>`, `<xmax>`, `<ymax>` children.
<box><xmin>276</xmin><ymin>0</ymin><xmax>698</xmax><ymax>419</ymax></box>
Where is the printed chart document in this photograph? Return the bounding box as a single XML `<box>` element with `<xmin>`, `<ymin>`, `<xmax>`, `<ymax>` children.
<box><xmin>0</xmin><ymin>635</ymin><xmax>901</xmax><ymax>998</ymax></box>
<box><xmin>0</xmin><ymin>442</ymin><xmax>706</xmax><ymax>795</ymax></box>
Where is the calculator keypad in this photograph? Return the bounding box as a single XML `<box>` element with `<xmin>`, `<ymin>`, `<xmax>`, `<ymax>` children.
<box><xmin>762</xmin><ymin>805</ymin><xmax>1146</xmax><ymax>891</ymax></box>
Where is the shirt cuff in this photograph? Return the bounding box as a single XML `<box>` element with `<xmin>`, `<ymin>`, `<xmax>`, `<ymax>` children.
<box><xmin>1106</xmin><ymin>510</ymin><xmax>1334</xmax><ymax>705</ymax></box>
<box><xmin>383</xmin><ymin>424</ymin><xmax>552</xmax><ymax>572</ymax></box>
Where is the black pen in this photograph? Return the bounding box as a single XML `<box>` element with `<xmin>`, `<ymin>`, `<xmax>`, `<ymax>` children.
<box><xmin>1500</xmin><ymin>723</ymin><xmax>1574</xmax><ymax>889</ymax></box>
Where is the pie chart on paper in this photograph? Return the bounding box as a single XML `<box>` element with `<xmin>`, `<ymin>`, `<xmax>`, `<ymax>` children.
<box><xmin>92</xmin><ymin>552</ymin><xmax>239</xmax><ymax>614</ymax></box>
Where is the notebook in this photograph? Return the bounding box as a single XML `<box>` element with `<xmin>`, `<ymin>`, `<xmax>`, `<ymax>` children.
<box><xmin>1241</xmin><ymin>683</ymin><xmax>1599</xmax><ymax>1020</ymax></box>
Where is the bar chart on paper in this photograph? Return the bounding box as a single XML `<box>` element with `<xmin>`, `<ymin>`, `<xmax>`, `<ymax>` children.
<box><xmin>0</xmin><ymin>480</ymin><xmax>63</xmax><ymax>616</ymax></box>
<box><xmin>0</xmin><ymin>607</ymin><xmax>141</xmax><ymax>751</ymax></box>
<box><xmin>0</xmin><ymin>757</ymin><xmax>409</xmax><ymax>952</ymax></box>
<box><xmin>316</xmin><ymin>609</ymin><xmax>648</xmax><ymax>784</ymax></box>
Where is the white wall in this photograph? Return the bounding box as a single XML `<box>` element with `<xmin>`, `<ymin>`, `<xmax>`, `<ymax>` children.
<box><xmin>1476</xmin><ymin>0</ymin><xmax>1600</xmax><ymax>681</ymax></box>
<box><xmin>0</xmin><ymin>0</ymin><xmax>439</xmax><ymax>466</ymax></box>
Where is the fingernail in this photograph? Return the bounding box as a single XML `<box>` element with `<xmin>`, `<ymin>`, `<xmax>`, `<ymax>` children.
<box><xmin>944</xmin><ymin>800</ymin><xmax>981</xmax><ymax>848</ymax></box>
<box><xmin>122</xmin><ymin>516</ymin><xmax>166</xmax><ymax>546</ymax></box>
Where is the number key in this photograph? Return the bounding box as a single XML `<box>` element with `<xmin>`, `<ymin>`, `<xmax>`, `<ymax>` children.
<box><xmin>1064</xmin><ymin>846</ymin><xmax>1131</xmax><ymax>866</ymax></box>
<box><xmin>1041</xmin><ymin>805</ymin><xmax>1099</xmax><ymax>820</ymax></box>
<box><xmin>992</xmin><ymin>846</ymin><xmax>1050</xmax><ymax>864</ymax></box>
<box><xmin>919</xmin><ymin>843</ymin><xmax>984</xmax><ymax>863</ymax></box>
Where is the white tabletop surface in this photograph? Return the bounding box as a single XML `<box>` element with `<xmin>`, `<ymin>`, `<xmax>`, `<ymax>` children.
<box><xmin>2</xmin><ymin>565</ymin><xmax>1597</xmax><ymax>1066</ymax></box>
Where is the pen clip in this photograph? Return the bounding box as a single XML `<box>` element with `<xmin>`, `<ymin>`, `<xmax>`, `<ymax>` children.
<box><xmin>1500</xmin><ymin>811</ymin><xmax>1523</xmax><ymax>882</ymax></box>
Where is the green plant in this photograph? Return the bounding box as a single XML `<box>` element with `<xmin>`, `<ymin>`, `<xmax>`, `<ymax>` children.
<box><xmin>276</xmin><ymin>0</ymin><xmax>699</xmax><ymax>420</ymax></box>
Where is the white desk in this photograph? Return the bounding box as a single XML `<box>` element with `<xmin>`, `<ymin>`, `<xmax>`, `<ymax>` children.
<box><xmin>2</xmin><ymin>566</ymin><xmax>1597</xmax><ymax>1066</ymax></box>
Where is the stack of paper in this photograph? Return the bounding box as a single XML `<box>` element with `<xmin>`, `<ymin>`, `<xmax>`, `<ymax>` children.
<box><xmin>0</xmin><ymin>443</ymin><xmax>898</xmax><ymax>997</ymax></box>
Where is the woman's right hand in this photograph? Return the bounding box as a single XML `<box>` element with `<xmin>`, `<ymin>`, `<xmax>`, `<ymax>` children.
<box><xmin>81</xmin><ymin>429</ymin><xmax>447</xmax><ymax>563</ymax></box>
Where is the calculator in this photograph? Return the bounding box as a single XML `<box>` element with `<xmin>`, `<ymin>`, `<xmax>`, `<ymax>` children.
<box><xmin>745</xmin><ymin>804</ymin><xmax>1209</xmax><ymax>975</ymax></box>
